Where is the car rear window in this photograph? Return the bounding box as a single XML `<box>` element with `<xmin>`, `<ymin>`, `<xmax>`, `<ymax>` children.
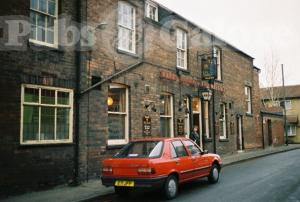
<box><xmin>115</xmin><ymin>141</ymin><xmax>163</xmax><ymax>158</ymax></box>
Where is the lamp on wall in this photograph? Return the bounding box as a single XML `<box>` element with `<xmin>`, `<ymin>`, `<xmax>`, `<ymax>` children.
<box><xmin>107</xmin><ymin>97</ymin><xmax>114</xmax><ymax>106</ymax></box>
<box><xmin>200</xmin><ymin>89</ymin><xmax>213</xmax><ymax>101</ymax></box>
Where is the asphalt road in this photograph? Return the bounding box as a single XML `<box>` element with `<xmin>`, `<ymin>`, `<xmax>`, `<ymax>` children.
<box><xmin>92</xmin><ymin>149</ymin><xmax>300</xmax><ymax>202</ymax></box>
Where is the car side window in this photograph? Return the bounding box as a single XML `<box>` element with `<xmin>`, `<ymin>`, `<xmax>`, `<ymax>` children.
<box><xmin>172</xmin><ymin>141</ymin><xmax>188</xmax><ymax>157</ymax></box>
<box><xmin>183</xmin><ymin>140</ymin><xmax>201</xmax><ymax>156</ymax></box>
<box><xmin>170</xmin><ymin>143</ymin><xmax>178</xmax><ymax>158</ymax></box>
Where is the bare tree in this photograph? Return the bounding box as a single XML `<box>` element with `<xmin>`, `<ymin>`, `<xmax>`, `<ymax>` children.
<box><xmin>261</xmin><ymin>49</ymin><xmax>282</xmax><ymax>107</ymax></box>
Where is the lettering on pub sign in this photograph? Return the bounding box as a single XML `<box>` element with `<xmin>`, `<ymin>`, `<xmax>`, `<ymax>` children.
<box><xmin>177</xmin><ymin>118</ymin><xmax>185</xmax><ymax>136</ymax></box>
<box><xmin>143</xmin><ymin>115</ymin><xmax>152</xmax><ymax>136</ymax></box>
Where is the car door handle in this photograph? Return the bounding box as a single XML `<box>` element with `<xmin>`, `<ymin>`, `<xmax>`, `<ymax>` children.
<box><xmin>175</xmin><ymin>161</ymin><xmax>180</xmax><ymax>165</ymax></box>
<box><xmin>191</xmin><ymin>157</ymin><xmax>196</xmax><ymax>161</ymax></box>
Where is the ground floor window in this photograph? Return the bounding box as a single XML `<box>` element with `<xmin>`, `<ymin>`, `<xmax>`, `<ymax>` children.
<box><xmin>220</xmin><ymin>103</ymin><xmax>227</xmax><ymax>139</ymax></box>
<box><xmin>21</xmin><ymin>84</ymin><xmax>73</xmax><ymax>144</ymax></box>
<box><xmin>287</xmin><ymin>125</ymin><xmax>297</xmax><ymax>136</ymax></box>
<box><xmin>108</xmin><ymin>84</ymin><xmax>129</xmax><ymax>145</ymax></box>
<box><xmin>204</xmin><ymin>101</ymin><xmax>210</xmax><ymax>139</ymax></box>
<box><xmin>160</xmin><ymin>94</ymin><xmax>174</xmax><ymax>137</ymax></box>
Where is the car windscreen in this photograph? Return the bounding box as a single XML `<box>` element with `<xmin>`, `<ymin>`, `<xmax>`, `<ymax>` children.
<box><xmin>115</xmin><ymin>141</ymin><xmax>163</xmax><ymax>158</ymax></box>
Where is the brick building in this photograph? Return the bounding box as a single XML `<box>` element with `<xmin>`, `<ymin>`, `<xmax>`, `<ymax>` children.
<box><xmin>0</xmin><ymin>0</ymin><xmax>86</xmax><ymax>196</ymax></box>
<box><xmin>0</xmin><ymin>0</ymin><xmax>263</xmax><ymax>196</ymax></box>
<box><xmin>80</xmin><ymin>0</ymin><xmax>262</xmax><ymax>180</ymax></box>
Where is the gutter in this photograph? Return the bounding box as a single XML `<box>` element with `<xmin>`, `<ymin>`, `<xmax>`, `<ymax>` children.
<box><xmin>80</xmin><ymin>61</ymin><xmax>144</xmax><ymax>96</ymax></box>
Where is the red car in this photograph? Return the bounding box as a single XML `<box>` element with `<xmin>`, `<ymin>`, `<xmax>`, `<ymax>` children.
<box><xmin>101</xmin><ymin>137</ymin><xmax>222</xmax><ymax>199</ymax></box>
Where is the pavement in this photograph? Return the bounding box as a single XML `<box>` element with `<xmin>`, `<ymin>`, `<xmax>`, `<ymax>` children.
<box><xmin>2</xmin><ymin>144</ymin><xmax>300</xmax><ymax>202</ymax></box>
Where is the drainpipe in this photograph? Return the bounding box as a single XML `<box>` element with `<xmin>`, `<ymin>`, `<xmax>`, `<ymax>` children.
<box><xmin>73</xmin><ymin>0</ymin><xmax>82</xmax><ymax>185</ymax></box>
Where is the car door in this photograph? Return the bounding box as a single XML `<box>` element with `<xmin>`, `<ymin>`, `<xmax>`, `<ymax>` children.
<box><xmin>183</xmin><ymin>140</ymin><xmax>211</xmax><ymax>178</ymax></box>
<box><xmin>170</xmin><ymin>140</ymin><xmax>195</xmax><ymax>182</ymax></box>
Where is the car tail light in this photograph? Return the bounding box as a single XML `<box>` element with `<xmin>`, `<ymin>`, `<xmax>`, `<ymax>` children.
<box><xmin>137</xmin><ymin>167</ymin><xmax>156</xmax><ymax>175</ymax></box>
<box><xmin>102</xmin><ymin>167</ymin><xmax>113</xmax><ymax>174</ymax></box>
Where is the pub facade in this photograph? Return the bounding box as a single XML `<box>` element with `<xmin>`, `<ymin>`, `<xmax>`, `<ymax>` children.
<box><xmin>81</xmin><ymin>0</ymin><xmax>262</xmax><ymax>179</ymax></box>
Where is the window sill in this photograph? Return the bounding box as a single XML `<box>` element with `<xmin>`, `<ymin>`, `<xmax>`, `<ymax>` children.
<box><xmin>219</xmin><ymin>138</ymin><xmax>229</xmax><ymax>142</ymax></box>
<box><xmin>20</xmin><ymin>142</ymin><xmax>74</xmax><ymax>147</ymax></box>
<box><xmin>176</xmin><ymin>68</ymin><xmax>190</xmax><ymax>75</ymax></box>
<box><xmin>214</xmin><ymin>79</ymin><xmax>223</xmax><ymax>84</ymax></box>
<box><xmin>117</xmin><ymin>48</ymin><xmax>139</xmax><ymax>59</ymax></box>
<box><xmin>29</xmin><ymin>40</ymin><xmax>64</xmax><ymax>52</ymax></box>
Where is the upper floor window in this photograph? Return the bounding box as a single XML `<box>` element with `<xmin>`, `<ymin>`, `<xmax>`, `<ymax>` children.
<box><xmin>245</xmin><ymin>86</ymin><xmax>252</xmax><ymax>114</ymax></box>
<box><xmin>118</xmin><ymin>1</ymin><xmax>136</xmax><ymax>53</ymax></box>
<box><xmin>176</xmin><ymin>29</ymin><xmax>187</xmax><ymax>70</ymax></box>
<box><xmin>30</xmin><ymin>0</ymin><xmax>58</xmax><ymax>47</ymax></box>
<box><xmin>21</xmin><ymin>84</ymin><xmax>73</xmax><ymax>145</ymax></box>
<box><xmin>285</xmin><ymin>100</ymin><xmax>292</xmax><ymax>110</ymax></box>
<box><xmin>213</xmin><ymin>46</ymin><xmax>222</xmax><ymax>80</ymax></box>
<box><xmin>145</xmin><ymin>1</ymin><xmax>158</xmax><ymax>21</ymax></box>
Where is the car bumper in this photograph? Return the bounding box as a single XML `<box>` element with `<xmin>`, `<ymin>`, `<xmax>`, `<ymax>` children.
<box><xmin>101</xmin><ymin>176</ymin><xmax>168</xmax><ymax>188</ymax></box>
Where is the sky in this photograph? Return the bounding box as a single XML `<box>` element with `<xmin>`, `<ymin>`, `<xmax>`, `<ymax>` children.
<box><xmin>155</xmin><ymin>0</ymin><xmax>300</xmax><ymax>87</ymax></box>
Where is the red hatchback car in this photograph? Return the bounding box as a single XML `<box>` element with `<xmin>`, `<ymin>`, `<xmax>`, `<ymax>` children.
<box><xmin>101</xmin><ymin>137</ymin><xmax>222</xmax><ymax>199</ymax></box>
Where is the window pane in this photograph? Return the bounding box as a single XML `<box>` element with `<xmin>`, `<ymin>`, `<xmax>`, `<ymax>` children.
<box><xmin>115</xmin><ymin>141</ymin><xmax>163</xmax><ymax>158</ymax></box>
<box><xmin>108</xmin><ymin>88</ymin><xmax>126</xmax><ymax>112</ymax></box>
<box><xmin>192</xmin><ymin>98</ymin><xmax>200</xmax><ymax>112</ymax></box>
<box><xmin>41</xmin><ymin>89</ymin><xmax>55</xmax><ymax>104</ymax></box>
<box><xmin>30</xmin><ymin>0</ymin><xmax>38</xmax><ymax>10</ymax></box>
<box><xmin>39</xmin><ymin>0</ymin><xmax>47</xmax><ymax>13</ymax></box>
<box><xmin>170</xmin><ymin>143</ymin><xmax>177</xmax><ymax>158</ymax></box>
<box><xmin>172</xmin><ymin>141</ymin><xmax>188</xmax><ymax>157</ymax></box>
<box><xmin>48</xmin><ymin>0</ymin><xmax>56</xmax><ymax>15</ymax></box>
<box><xmin>23</xmin><ymin>106</ymin><xmax>39</xmax><ymax>141</ymax></box>
<box><xmin>47</xmin><ymin>30</ymin><xmax>54</xmax><ymax>44</ymax></box>
<box><xmin>56</xmin><ymin>108</ymin><xmax>70</xmax><ymax>140</ymax></box>
<box><xmin>160</xmin><ymin>117</ymin><xmax>170</xmax><ymax>137</ymax></box>
<box><xmin>183</xmin><ymin>140</ymin><xmax>201</xmax><ymax>156</ymax></box>
<box><xmin>24</xmin><ymin>87</ymin><xmax>39</xmax><ymax>103</ymax></box>
<box><xmin>108</xmin><ymin>114</ymin><xmax>126</xmax><ymax>140</ymax></box>
<box><xmin>160</xmin><ymin>95</ymin><xmax>171</xmax><ymax>115</ymax></box>
<box><xmin>40</xmin><ymin>107</ymin><xmax>55</xmax><ymax>140</ymax></box>
<box><xmin>57</xmin><ymin>91</ymin><xmax>69</xmax><ymax>105</ymax></box>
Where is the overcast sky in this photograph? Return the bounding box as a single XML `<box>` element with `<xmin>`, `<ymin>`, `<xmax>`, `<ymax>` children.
<box><xmin>155</xmin><ymin>0</ymin><xmax>300</xmax><ymax>87</ymax></box>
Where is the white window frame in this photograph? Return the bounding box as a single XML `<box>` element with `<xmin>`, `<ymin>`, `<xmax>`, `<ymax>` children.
<box><xmin>220</xmin><ymin>103</ymin><xmax>227</xmax><ymax>140</ymax></box>
<box><xmin>176</xmin><ymin>28</ymin><xmax>188</xmax><ymax>70</ymax></box>
<box><xmin>285</xmin><ymin>100</ymin><xmax>292</xmax><ymax>110</ymax></box>
<box><xmin>204</xmin><ymin>101</ymin><xmax>210</xmax><ymax>139</ymax></box>
<box><xmin>213</xmin><ymin>46</ymin><xmax>222</xmax><ymax>81</ymax></box>
<box><xmin>192</xmin><ymin>97</ymin><xmax>203</xmax><ymax>148</ymax></box>
<box><xmin>20</xmin><ymin>84</ymin><xmax>73</xmax><ymax>145</ymax></box>
<box><xmin>160</xmin><ymin>94</ymin><xmax>174</xmax><ymax>138</ymax></box>
<box><xmin>287</xmin><ymin>125</ymin><xmax>296</xmax><ymax>137</ymax></box>
<box><xmin>245</xmin><ymin>86</ymin><xmax>252</xmax><ymax>114</ymax></box>
<box><xmin>184</xmin><ymin>97</ymin><xmax>190</xmax><ymax>138</ymax></box>
<box><xmin>118</xmin><ymin>1</ymin><xmax>136</xmax><ymax>54</ymax></box>
<box><xmin>145</xmin><ymin>0</ymin><xmax>158</xmax><ymax>21</ymax></box>
<box><xmin>107</xmin><ymin>84</ymin><xmax>129</xmax><ymax>146</ymax></box>
<box><xmin>29</xmin><ymin>0</ymin><xmax>58</xmax><ymax>48</ymax></box>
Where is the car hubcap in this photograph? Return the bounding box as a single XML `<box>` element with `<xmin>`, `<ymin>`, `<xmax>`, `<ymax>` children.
<box><xmin>168</xmin><ymin>179</ymin><xmax>177</xmax><ymax>197</ymax></box>
<box><xmin>213</xmin><ymin>168</ymin><xmax>219</xmax><ymax>180</ymax></box>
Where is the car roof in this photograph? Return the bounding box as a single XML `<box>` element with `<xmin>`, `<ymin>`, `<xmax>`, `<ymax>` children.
<box><xmin>130</xmin><ymin>137</ymin><xmax>188</xmax><ymax>142</ymax></box>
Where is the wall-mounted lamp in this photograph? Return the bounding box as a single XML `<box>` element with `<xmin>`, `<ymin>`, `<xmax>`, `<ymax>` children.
<box><xmin>200</xmin><ymin>89</ymin><xmax>213</xmax><ymax>101</ymax></box>
<box><xmin>107</xmin><ymin>97</ymin><xmax>114</xmax><ymax>106</ymax></box>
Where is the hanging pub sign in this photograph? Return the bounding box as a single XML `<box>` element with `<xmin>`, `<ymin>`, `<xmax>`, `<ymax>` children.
<box><xmin>177</xmin><ymin>118</ymin><xmax>185</xmax><ymax>136</ymax></box>
<box><xmin>143</xmin><ymin>115</ymin><xmax>152</xmax><ymax>136</ymax></box>
<box><xmin>202</xmin><ymin>57</ymin><xmax>217</xmax><ymax>80</ymax></box>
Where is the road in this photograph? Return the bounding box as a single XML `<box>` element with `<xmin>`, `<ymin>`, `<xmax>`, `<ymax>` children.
<box><xmin>92</xmin><ymin>149</ymin><xmax>300</xmax><ymax>202</ymax></box>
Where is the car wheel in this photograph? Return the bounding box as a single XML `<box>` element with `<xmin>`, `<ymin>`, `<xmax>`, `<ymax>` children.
<box><xmin>115</xmin><ymin>187</ymin><xmax>130</xmax><ymax>196</ymax></box>
<box><xmin>164</xmin><ymin>175</ymin><xmax>178</xmax><ymax>200</ymax></box>
<box><xmin>208</xmin><ymin>164</ymin><xmax>220</xmax><ymax>184</ymax></box>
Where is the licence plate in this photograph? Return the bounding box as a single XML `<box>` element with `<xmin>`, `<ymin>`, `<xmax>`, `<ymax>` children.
<box><xmin>115</xmin><ymin>180</ymin><xmax>135</xmax><ymax>187</ymax></box>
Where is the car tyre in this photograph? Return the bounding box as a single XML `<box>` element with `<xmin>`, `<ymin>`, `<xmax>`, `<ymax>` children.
<box><xmin>115</xmin><ymin>187</ymin><xmax>130</xmax><ymax>196</ymax></box>
<box><xmin>163</xmin><ymin>175</ymin><xmax>178</xmax><ymax>200</ymax></box>
<box><xmin>208</xmin><ymin>164</ymin><xmax>220</xmax><ymax>184</ymax></box>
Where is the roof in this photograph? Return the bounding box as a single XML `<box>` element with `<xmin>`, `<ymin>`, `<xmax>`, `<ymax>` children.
<box><xmin>261</xmin><ymin>85</ymin><xmax>300</xmax><ymax>100</ymax></box>
<box><xmin>152</xmin><ymin>0</ymin><xmax>254</xmax><ymax>60</ymax></box>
